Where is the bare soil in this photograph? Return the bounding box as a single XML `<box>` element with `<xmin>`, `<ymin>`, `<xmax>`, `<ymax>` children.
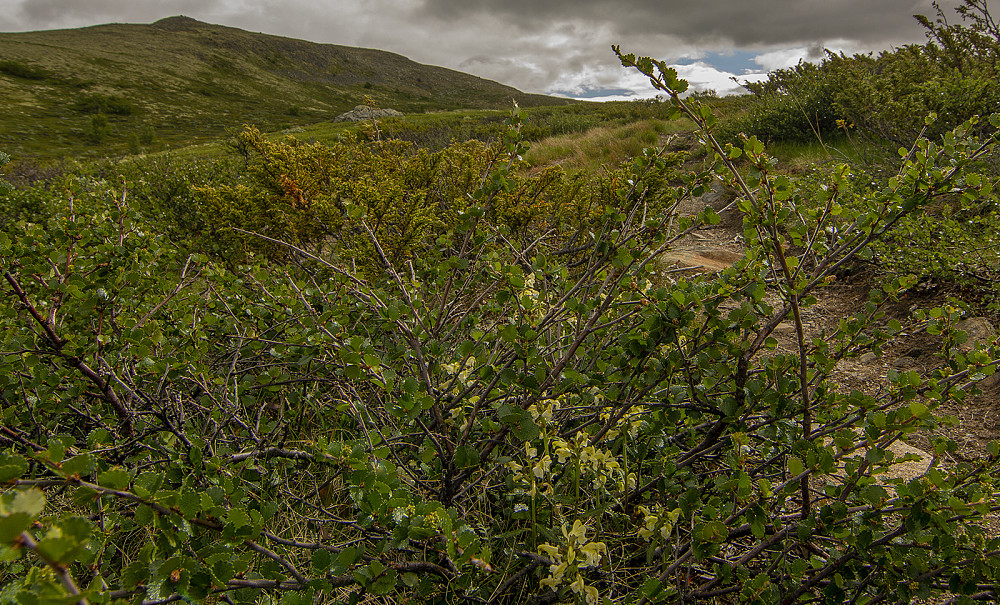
<box><xmin>669</xmin><ymin>169</ymin><xmax>1000</xmax><ymax>468</ymax></box>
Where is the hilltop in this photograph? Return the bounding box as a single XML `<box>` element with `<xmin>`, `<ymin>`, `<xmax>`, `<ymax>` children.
<box><xmin>0</xmin><ymin>15</ymin><xmax>572</xmax><ymax>158</ymax></box>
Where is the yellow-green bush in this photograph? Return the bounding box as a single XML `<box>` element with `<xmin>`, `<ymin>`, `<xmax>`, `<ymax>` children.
<box><xmin>197</xmin><ymin>125</ymin><xmax>673</xmax><ymax>272</ymax></box>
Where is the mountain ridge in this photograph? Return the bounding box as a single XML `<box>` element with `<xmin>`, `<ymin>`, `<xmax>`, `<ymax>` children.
<box><xmin>0</xmin><ymin>15</ymin><xmax>571</xmax><ymax>157</ymax></box>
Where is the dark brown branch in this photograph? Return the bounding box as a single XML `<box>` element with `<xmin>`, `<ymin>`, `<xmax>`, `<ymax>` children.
<box><xmin>4</xmin><ymin>271</ymin><xmax>134</xmax><ymax>438</ymax></box>
<box><xmin>245</xmin><ymin>539</ymin><xmax>309</xmax><ymax>586</ymax></box>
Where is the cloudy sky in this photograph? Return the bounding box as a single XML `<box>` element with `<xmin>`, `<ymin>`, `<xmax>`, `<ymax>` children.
<box><xmin>0</xmin><ymin>0</ymin><xmax>982</xmax><ymax>99</ymax></box>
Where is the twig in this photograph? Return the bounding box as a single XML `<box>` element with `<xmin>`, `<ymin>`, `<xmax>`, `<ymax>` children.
<box><xmin>17</xmin><ymin>531</ymin><xmax>88</xmax><ymax>605</ymax></box>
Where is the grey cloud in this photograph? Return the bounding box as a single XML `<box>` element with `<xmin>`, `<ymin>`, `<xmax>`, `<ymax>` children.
<box><xmin>12</xmin><ymin>0</ymin><xmax>219</xmax><ymax>29</ymax></box>
<box><xmin>0</xmin><ymin>0</ymin><xmax>989</xmax><ymax>97</ymax></box>
<box><xmin>417</xmin><ymin>0</ymin><xmax>961</xmax><ymax>47</ymax></box>
<box><xmin>805</xmin><ymin>44</ymin><xmax>827</xmax><ymax>62</ymax></box>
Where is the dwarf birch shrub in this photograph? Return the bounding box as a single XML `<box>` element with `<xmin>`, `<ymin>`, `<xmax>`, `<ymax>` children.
<box><xmin>0</xmin><ymin>152</ymin><xmax>9</xmax><ymax>193</ymax></box>
<box><xmin>1</xmin><ymin>54</ymin><xmax>1000</xmax><ymax>605</ymax></box>
<box><xmin>721</xmin><ymin>1</ymin><xmax>1000</xmax><ymax>150</ymax></box>
<box><xmin>196</xmin><ymin>121</ymin><xmax>678</xmax><ymax>271</ymax></box>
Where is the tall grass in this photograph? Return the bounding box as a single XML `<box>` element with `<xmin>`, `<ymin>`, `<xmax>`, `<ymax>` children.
<box><xmin>524</xmin><ymin>118</ymin><xmax>691</xmax><ymax>171</ymax></box>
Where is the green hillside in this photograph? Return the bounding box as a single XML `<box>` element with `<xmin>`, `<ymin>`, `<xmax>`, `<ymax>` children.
<box><xmin>0</xmin><ymin>15</ymin><xmax>571</xmax><ymax>158</ymax></box>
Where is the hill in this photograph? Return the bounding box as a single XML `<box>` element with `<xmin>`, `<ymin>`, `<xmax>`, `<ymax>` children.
<box><xmin>0</xmin><ymin>15</ymin><xmax>571</xmax><ymax>158</ymax></box>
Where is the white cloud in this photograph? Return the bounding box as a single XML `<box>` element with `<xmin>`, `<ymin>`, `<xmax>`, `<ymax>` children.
<box><xmin>751</xmin><ymin>40</ymin><xmax>860</xmax><ymax>72</ymax></box>
<box><xmin>753</xmin><ymin>47</ymin><xmax>813</xmax><ymax>72</ymax></box>
<box><xmin>675</xmin><ymin>62</ymin><xmax>766</xmax><ymax>96</ymax></box>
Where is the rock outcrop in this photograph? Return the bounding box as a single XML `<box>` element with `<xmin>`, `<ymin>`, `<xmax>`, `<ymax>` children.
<box><xmin>334</xmin><ymin>105</ymin><xmax>403</xmax><ymax>122</ymax></box>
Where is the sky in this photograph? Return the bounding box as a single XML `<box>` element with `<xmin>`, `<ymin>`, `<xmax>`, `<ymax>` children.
<box><xmin>0</xmin><ymin>0</ymin><xmax>985</xmax><ymax>99</ymax></box>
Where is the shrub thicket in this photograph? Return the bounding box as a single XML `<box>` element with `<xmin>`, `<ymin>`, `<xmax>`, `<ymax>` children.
<box><xmin>713</xmin><ymin>0</ymin><xmax>1000</xmax><ymax>315</ymax></box>
<box><xmin>1</xmin><ymin>41</ymin><xmax>1000</xmax><ymax>605</ymax></box>
<box><xmin>72</xmin><ymin>94</ymin><xmax>137</xmax><ymax>117</ymax></box>
<box><xmin>0</xmin><ymin>60</ymin><xmax>49</xmax><ymax>81</ymax></box>
<box><xmin>195</xmin><ymin>122</ymin><xmax>680</xmax><ymax>272</ymax></box>
<box><xmin>0</xmin><ymin>152</ymin><xmax>9</xmax><ymax>193</ymax></box>
<box><xmin>719</xmin><ymin>0</ymin><xmax>1000</xmax><ymax>148</ymax></box>
<box><xmin>368</xmin><ymin>102</ymin><xmax>676</xmax><ymax>152</ymax></box>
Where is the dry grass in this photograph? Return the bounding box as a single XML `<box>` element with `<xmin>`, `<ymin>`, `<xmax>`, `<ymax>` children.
<box><xmin>524</xmin><ymin>118</ymin><xmax>691</xmax><ymax>172</ymax></box>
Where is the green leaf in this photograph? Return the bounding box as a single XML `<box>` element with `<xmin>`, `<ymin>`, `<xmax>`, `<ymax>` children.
<box><xmin>514</xmin><ymin>416</ymin><xmax>540</xmax><ymax>442</ymax></box>
<box><xmin>70</xmin><ymin>486</ymin><xmax>99</xmax><ymax>507</ymax></box>
<box><xmin>454</xmin><ymin>445</ymin><xmax>480</xmax><ymax>468</ymax></box>
<box><xmin>3</xmin><ymin>487</ymin><xmax>46</xmax><ymax>517</ymax></box>
<box><xmin>177</xmin><ymin>489</ymin><xmax>201</xmax><ymax>519</ymax></box>
<box><xmin>736</xmin><ymin>472</ymin><xmax>752</xmax><ymax>499</ymax></box>
<box><xmin>281</xmin><ymin>590</ymin><xmax>316</xmax><ymax>605</ymax></box>
<box><xmin>36</xmin><ymin>517</ymin><xmax>92</xmax><ymax>565</ymax></box>
<box><xmin>0</xmin><ymin>514</ymin><xmax>33</xmax><ymax>543</ymax></box>
<box><xmin>370</xmin><ymin>569</ymin><xmax>397</xmax><ymax>595</ymax></box>
<box><xmin>133</xmin><ymin>504</ymin><xmax>154</xmax><ymax>526</ymax></box>
<box><xmin>787</xmin><ymin>456</ymin><xmax>804</xmax><ymax>476</ymax></box>
<box><xmin>312</xmin><ymin>549</ymin><xmax>332</xmax><ymax>572</ymax></box>
<box><xmin>59</xmin><ymin>516</ymin><xmax>91</xmax><ymax>543</ymax></box>
<box><xmin>862</xmin><ymin>485</ymin><xmax>889</xmax><ymax>505</ymax></box>
<box><xmin>60</xmin><ymin>454</ymin><xmax>95</xmax><ymax>478</ymax></box>
<box><xmin>641</xmin><ymin>577</ymin><xmax>665</xmax><ymax>600</ymax></box>
<box><xmin>227</xmin><ymin>508</ymin><xmax>251</xmax><ymax>529</ymax></box>
<box><xmin>97</xmin><ymin>468</ymin><xmax>131</xmax><ymax>491</ymax></box>
<box><xmin>699</xmin><ymin>520</ymin><xmax>728</xmax><ymax>543</ymax></box>
<box><xmin>335</xmin><ymin>546</ymin><xmax>358</xmax><ymax>569</ymax></box>
<box><xmin>211</xmin><ymin>559</ymin><xmax>236</xmax><ymax>584</ymax></box>
<box><xmin>133</xmin><ymin>472</ymin><xmax>163</xmax><ymax>499</ymax></box>
<box><xmin>188</xmin><ymin>446</ymin><xmax>203</xmax><ymax>469</ymax></box>
<box><xmin>0</xmin><ymin>454</ymin><xmax>28</xmax><ymax>482</ymax></box>
<box><xmin>122</xmin><ymin>560</ymin><xmax>150</xmax><ymax>589</ymax></box>
<box><xmin>188</xmin><ymin>569</ymin><xmax>214</xmax><ymax>600</ymax></box>
<box><xmin>45</xmin><ymin>437</ymin><xmax>68</xmax><ymax>464</ymax></box>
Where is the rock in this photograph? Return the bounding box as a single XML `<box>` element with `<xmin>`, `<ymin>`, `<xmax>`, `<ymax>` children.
<box><xmin>860</xmin><ymin>352</ymin><xmax>877</xmax><ymax>364</ymax></box>
<box><xmin>773</xmin><ymin>322</ymin><xmax>797</xmax><ymax>335</ymax></box>
<box><xmin>877</xmin><ymin>439</ymin><xmax>933</xmax><ymax>484</ymax></box>
<box><xmin>700</xmin><ymin>180</ymin><xmax>729</xmax><ymax>210</ymax></box>
<box><xmin>825</xmin><ymin>432</ymin><xmax>933</xmax><ymax>493</ymax></box>
<box><xmin>661</xmin><ymin>248</ymin><xmax>743</xmax><ymax>272</ymax></box>
<box><xmin>979</xmin><ymin>371</ymin><xmax>1000</xmax><ymax>390</ymax></box>
<box><xmin>334</xmin><ymin>105</ymin><xmax>403</xmax><ymax>122</ymax></box>
<box><xmin>955</xmin><ymin>317</ymin><xmax>997</xmax><ymax>351</ymax></box>
<box><xmin>955</xmin><ymin>317</ymin><xmax>1000</xmax><ymax>389</ymax></box>
<box><xmin>892</xmin><ymin>357</ymin><xmax>917</xmax><ymax>370</ymax></box>
<box><xmin>676</xmin><ymin>180</ymin><xmax>729</xmax><ymax>217</ymax></box>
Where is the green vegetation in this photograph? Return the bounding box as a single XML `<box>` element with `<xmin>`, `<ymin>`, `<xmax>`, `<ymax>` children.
<box><xmin>713</xmin><ymin>0</ymin><xmax>1000</xmax><ymax>313</ymax></box>
<box><xmin>71</xmin><ymin>94</ymin><xmax>137</xmax><ymax>116</ymax></box>
<box><xmin>0</xmin><ymin>59</ymin><xmax>49</xmax><ymax>80</ymax></box>
<box><xmin>1</xmin><ymin>3</ymin><xmax>1000</xmax><ymax>605</ymax></box>
<box><xmin>718</xmin><ymin>0</ymin><xmax>1000</xmax><ymax>150</ymax></box>
<box><xmin>0</xmin><ymin>15</ymin><xmax>572</xmax><ymax>159</ymax></box>
<box><xmin>0</xmin><ymin>152</ymin><xmax>10</xmax><ymax>194</ymax></box>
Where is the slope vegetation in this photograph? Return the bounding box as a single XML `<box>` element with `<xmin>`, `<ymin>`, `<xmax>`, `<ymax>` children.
<box><xmin>0</xmin><ymin>15</ymin><xmax>569</xmax><ymax>157</ymax></box>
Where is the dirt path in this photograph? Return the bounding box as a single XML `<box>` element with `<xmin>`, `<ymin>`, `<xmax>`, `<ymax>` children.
<box><xmin>665</xmin><ymin>165</ymin><xmax>999</xmax><ymax>477</ymax></box>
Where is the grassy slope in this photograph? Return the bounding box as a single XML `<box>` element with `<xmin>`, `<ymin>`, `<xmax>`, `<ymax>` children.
<box><xmin>0</xmin><ymin>15</ymin><xmax>571</xmax><ymax>159</ymax></box>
